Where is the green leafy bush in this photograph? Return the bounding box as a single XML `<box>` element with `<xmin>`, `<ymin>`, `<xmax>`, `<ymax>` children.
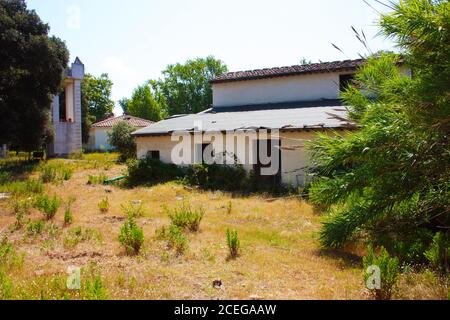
<box><xmin>26</xmin><ymin>220</ymin><xmax>45</xmax><ymax>236</ymax></box>
<box><xmin>98</xmin><ymin>197</ymin><xmax>110</xmax><ymax>213</ymax></box>
<box><xmin>425</xmin><ymin>232</ymin><xmax>450</xmax><ymax>274</ymax></box>
<box><xmin>118</xmin><ymin>216</ymin><xmax>144</xmax><ymax>255</ymax></box>
<box><xmin>87</xmin><ymin>173</ymin><xmax>108</xmax><ymax>185</ymax></box>
<box><xmin>126</xmin><ymin>158</ymin><xmax>182</xmax><ymax>186</ymax></box>
<box><xmin>39</xmin><ymin>163</ymin><xmax>73</xmax><ymax>183</ymax></box>
<box><xmin>226</xmin><ymin>228</ymin><xmax>240</xmax><ymax>259</ymax></box>
<box><xmin>34</xmin><ymin>194</ymin><xmax>61</xmax><ymax>220</ymax></box>
<box><xmin>107</xmin><ymin>121</ymin><xmax>137</xmax><ymax>161</ymax></box>
<box><xmin>363</xmin><ymin>245</ymin><xmax>399</xmax><ymax>300</ymax></box>
<box><xmin>10</xmin><ymin>197</ymin><xmax>31</xmax><ymax>228</ymax></box>
<box><xmin>167</xmin><ymin>225</ymin><xmax>188</xmax><ymax>256</ymax></box>
<box><xmin>63</xmin><ymin>227</ymin><xmax>101</xmax><ymax>248</ymax></box>
<box><xmin>0</xmin><ymin>179</ymin><xmax>43</xmax><ymax>195</ymax></box>
<box><xmin>168</xmin><ymin>203</ymin><xmax>204</xmax><ymax>232</ymax></box>
<box><xmin>63</xmin><ymin>198</ymin><xmax>75</xmax><ymax>226</ymax></box>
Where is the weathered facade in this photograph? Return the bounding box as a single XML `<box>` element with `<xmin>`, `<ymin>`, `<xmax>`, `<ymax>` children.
<box><xmin>47</xmin><ymin>58</ymin><xmax>84</xmax><ymax>157</ymax></box>
<box><xmin>133</xmin><ymin>59</ymin><xmax>362</xmax><ymax>186</ymax></box>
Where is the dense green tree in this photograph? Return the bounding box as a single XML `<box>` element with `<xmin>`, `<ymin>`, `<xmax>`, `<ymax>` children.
<box><xmin>122</xmin><ymin>81</ymin><xmax>167</xmax><ymax>121</ymax></box>
<box><xmin>308</xmin><ymin>0</ymin><xmax>449</xmax><ymax>267</ymax></box>
<box><xmin>156</xmin><ymin>56</ymin><xmax>228</xmax><ymax>115</ymax></box>
<box><xmin>82</xmin><ymin>73</ymin><xmax>115</xmax><ymax>122</ymax></box>
<box><xmin>0</xmin><ymin>0</ymin><xmax>69</xmax><ymax>151</ymax></box>
<box><xmin>107</xmin><ymin>121</ymin><xmax>136</xmax><ymax>161</ymax></box>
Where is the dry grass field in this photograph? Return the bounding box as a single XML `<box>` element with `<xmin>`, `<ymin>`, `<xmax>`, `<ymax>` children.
<box><xmin>0</xmin><ymin>154</ymin><xmax>447</xmax><ymax>300</ymax></box>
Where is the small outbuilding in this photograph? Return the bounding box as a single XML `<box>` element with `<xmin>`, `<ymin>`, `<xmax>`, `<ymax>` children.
<box><xmin>87</xmin><ymin>115</ymin><xmax>153</xmax><ymax>151</ymax></box>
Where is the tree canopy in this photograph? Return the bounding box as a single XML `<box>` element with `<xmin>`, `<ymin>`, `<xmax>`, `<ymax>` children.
<box><xmin>308</xmin><ymin>0</ymin><xmax>449</xmax><ymax>267</ymax></box>
<box><xmin>0</xmin><ymin>0</ymin><xmax>69</xmax><ymax>151</ymax></box>
<box><xmin>120</xmin><ymin>56</ymin><xmax>227</xmax><ymax>119</ymax></box>
<box><xmin>157</xmin><ymin>56</ymin><xmax>228</xmax><ymax>115</ymax></box>
<box><xmin>82</xmin><ymin>73</ymin><xmax>115</xmax><ymax>123</ymax></box>
<box><xmin>120</xmin><ymin>81</ymin><xmax>167</xmax><ymax>122</ymax></box>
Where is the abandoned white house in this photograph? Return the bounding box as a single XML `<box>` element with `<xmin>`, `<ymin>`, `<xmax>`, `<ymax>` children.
<box><xmin>47</xmin><ymin>57</ymin><xmax>85</xmax><ymax>157</ymax></box>
<box><xmin>133</xmin><ymin>59</ymin><xmax>367</xmax><ymax>187</ymax></box>
<box><xmin>87</xmin><ymin>115</ymin><xmax>153</xmax><ymax>151</ymax></box>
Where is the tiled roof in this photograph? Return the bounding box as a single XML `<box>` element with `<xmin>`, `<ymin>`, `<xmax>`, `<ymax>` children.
<box><xmin>211</xmin><ymin>59</ymin><xmax>366</xmax><ymax>84</ymax></box>
<box><xmin>92</xmin><ymin>115</ymin><xmax>154</xmax><ymax>128</ymax></box>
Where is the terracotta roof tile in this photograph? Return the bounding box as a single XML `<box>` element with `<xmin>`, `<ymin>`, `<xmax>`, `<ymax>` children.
<box><xmin>211</xmin><ymin>59</ymin><xmax>366</xmax><ymax>84</ymax></box>
<box><xmin>92</xmin><ymin>115</ymin><xmax>153</xmax><ymax>128</ymax></box>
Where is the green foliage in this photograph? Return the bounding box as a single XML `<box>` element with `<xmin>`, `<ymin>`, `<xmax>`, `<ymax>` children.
<box><xmin>363</xmin><ymin>246</ymin><xmax>399</xmax><ymax>300</ymax></box>
<box><xmin>121</xmin><ymin>201</ymin><xmax>145</xmax><ymax>218</ymax></box>
<box><xmin>63</xmin><ymin>227</ymin><xmax>101</xmax><ymax>248</ymax></box>
<box><xmin>184</xmin><ymin>163</ymin><xmax>251</xmax><ymax>192</ymax></box>
<box><xmin>107</xmin><ymin>121</ymin><xmax>137</xmax><ymax>161</ymax></box>
<box><xmin>63</xmin><ymin>197</ymin><xmax>75</xmax><ymax>226</ymax></box>
<box><xmin>98</xmin><ymin>197</ymin><xmax>110</xmax><ymax>213</ymax></box>
<box><xmin>226</xmin><ymin>228</ymin><xmax>240</xmax><ymax>259</ymax></box>
<box><xmin>153</xmin><ymin>56</ymin><xmax>228</xmax><ymax>115</ymax></box>
<box><xmin>167</xmin><ymin>225</ymin><xmax>188</xmax><ymax>256</ymax></box>
<box><xmin>87</xmin><ymin>173</ymin><xmax>108</xmax><ymax>185</ymax></box>
<box><xmin>168</xmin><ymin>203</ymin><xmax>204</xmax><ymax>233</ymax></box>
<box><xmin>121</xmin><ymin>81</ymin><xmax>167</xmax><ymax>121</ymax></box>
<box><xmin>424</xmin><ymin>232</ymin><xmax>450</xmax><ymax>274</ymax></box>
<box><xmin>0</xmin><ymin>0</ymin><xmax>69</xmax><ymax>151</ymax></box>
<box><xmin>118</xmin><ymin>216</ymin><xmax>144</xmax><ymax>255</ymax></box>
<box><xmin>26</xmin><ymin>220</ymin><xmax>45</xmax><ymax>236</ymax></box>
<box><xmin>309</xmin><ymin>0</ymin><xmax>450</xmax><ymax>265</ymax></box>
<box><xmin>83</xmin><ymin>272</ymin><xmax>108</xmax><ymax>300</ymax></box>
<box><xmin>126</xmin><ymin>158</ymin><xmax>183</xmax><ymax>186</ymax></box>
<box><xmin>0</xmin><ymin>179</ymin><xmax>43</xmax><ymax>196</ymax></box>
<box><xmin>40</xmin><ymin>163</ymin><xmax>73</xmax><ymax>183</ymax></box>
<box><xmin>82</xmin><ymin>73</ymin><xmax>115</xmax><ymax>123</ymax></box>
<box><xmin>10</xmin><ymin>197</ymin><xmax>31</xmax><ymax>228</ymax></box>
<box><xmin>34</xmin><ymin>194</ymin><xmax>61</xmax><ymax>220</ymax></box>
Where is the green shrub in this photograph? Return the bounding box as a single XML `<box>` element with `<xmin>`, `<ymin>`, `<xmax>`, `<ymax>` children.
<box><xmin>126</xmin><ymin>158</ymin><xmax>182</xmax><ymax>186</ymax></box>
<box><xmin>425</xmin><ymin>232</ymin><xmax>450</xmax><ymax>273</ymax></box>
<box><xmin>0</xmin><ymin>237</ymin><xmax>23</xmax><ymax>270</ymax></box>
<box><xmin>26</xmin><ymin>220</ymin><xmax>45</xmax><ymax>236</ymax></box>
<box><xmin>10</xmin><ymin>197</ymin><xmax>31</xmax><ymax>228</ymax></box>
<box><xmin>39</xmin><ymin>163</ymin><xmax>73</xmax><ymax>183</ymax></box>
<box><xmin>118</xmin><ymin>216</ymin><xmax>144</xmax><ymax>255</ymax></box>
<box><xmin>34</xmin><ymin>194</ymin><xmax>61</xmax><ymax>220</ymax></box>
<box><xmin>40</xmin><ymin>165</ymin><xmax>57</xmax><ymax>183</ymax></box>
<box><xmin>63</xmin><ymin>199</ymin><xmax>75</xmax><ymax>226</ymax></box>
<box><xmin>184</xmin><ymin>163</ymin><xmax>250</xmax><ymax>192</ymax></box>
<box><xmin>167</xmin><ymin>225</ymin><xmax>188</xmax><ymax>256</ymax></box>
<box><xmin>0</xmin><ymin>172</ymin><xmax>12</xmax><ymax>185</ymax></box>
<box><xmin>87</xmin><ymin>173</ymin><xmax>108</xmax><ymax>185</ymax></box>
<box><xmin>363</xmin><ymin>245</ymin><xmax>399</xmax><ymax>300</ymax></box>
<box><xmin>226</xmin><ymin>228</ymin><xmax>240</xmax><ymax>259</ymax></box>
<box><xmin>98</xmin><ymin>197</ymin><xmax>110</xmax><ymax>213</ymax></box>
<box><xmin>107</xmin><ymin>121</ymin><xmax>137</xmax><ymax>162</ymax></box>
<box><xmin>64</xmin><ymin>227</ymin><xmax>101</xmax><ymax>248</ymax></box>
<box><xmin>83</xmin><ymin>273</ymin><xmax>108</xmax><ymax>300</ymax></box>
<box><xmin>121</xmin><ymin>201</ymin><xmax>145</xmax><ymax>218</ymax></box>
<box><xmin>168</xmin><ymin>203</ymin><xmax>204</xmax><ymax>232</ymax></box>
<box><xmin>0</xmin><ymin>179</ymin><xmax>43</xmax><ymax>195</ymax></box>
<box><xmin>0</xmin><ymin>270</ymin><xmax>13</xmax><ymax>300</ymax></box>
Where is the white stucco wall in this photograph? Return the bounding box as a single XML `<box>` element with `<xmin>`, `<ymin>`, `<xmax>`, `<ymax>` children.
<box><xmin>212</xmin><ymin>72</ymin><xmax>349</xmax><ymax>108</ymax></box>
<box><xmin>87</xmin><ymin>127</ymin><xmax>113</xmax><ymax>151</ymax></box>
<box><xmin>135</xmin><ymin>130</ymin><xmax>337</xmax><ymax>187</ymax></box>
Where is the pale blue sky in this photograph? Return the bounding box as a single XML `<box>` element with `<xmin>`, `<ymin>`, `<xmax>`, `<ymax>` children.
<box><xmin>27</xmin><ymin>0</ymin><xmax>396</xmax><ymax>115</ymax></box>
